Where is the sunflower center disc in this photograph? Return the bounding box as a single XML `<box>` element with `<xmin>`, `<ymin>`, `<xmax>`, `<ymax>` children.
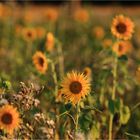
<box><xmin>70</xmin><ymin>81</ymin><xmax>82</xmax><ymax>94</ymax></box>
<box><xmin>1</xmin><ymin>113</ymin><xmax>13</xmax><ymax>124</ymax></box>
<box><xmin>38</xmin><ymin>57</ymin><xmax>44</xmax><ymax>67</ymax></box>
<box><xmin>118</xmin><ymin>44</ymin><xmax>123</xmax><ymax>52</ymax></box>
<box><xmin>116</xmin><ymin>23</ymin><xmax>126</xmax><ymax>34</ymax></box>
<box><xmin>27</xmin><ymin>32</ymin><xmax>32</xmax><ymax>37</ymax></box>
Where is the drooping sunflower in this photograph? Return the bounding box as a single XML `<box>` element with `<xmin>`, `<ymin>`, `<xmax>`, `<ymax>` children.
<box><xmin>45</xmin><ymin>32</ymin><xmax>55</xmax><ymax>52</ymax></box>
<box><xmin>0</xmin><ymin>104</ymin><xmax>21</xmax><ymax>134</ymax></box>
<box><xmin>22</xmin><ymin>27</ymin><xmax>36</xmax><ymax>42</ymax></box>
<box><xmin>60</xmin><ymin>71</ymin><xmax>91</xmax><ymax>105</ymax></box>
<box><xmin>112</xmin><ymin>41</ymin><xmax>132</xmax><ymax>57</ymax></box>
<box><xmin>32</xmin><ymin>51</ymin><xmax>48</xmax><ymax>74</ymax></box>
<box><xmin>111</xmin><ymin>15</ymin><xmax>134</xmax><ymax>40</ymax></box>
<box><xmin>23</xmin><ymin>10</ymin><xmax>34</xmax><ymax>23</ymax></box>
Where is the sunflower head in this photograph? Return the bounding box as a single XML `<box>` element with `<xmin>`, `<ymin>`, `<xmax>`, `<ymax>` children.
<box><xmin>60</xmin><ymin>71</ymin><xmax>91</xmax><ymax>105</ymax></box>
<box><xmin>45</xmin><ymin>8</ymin><xmax>58</xmax><ymax>22</ymax></box>
<box><xmin>0</xmin><ymin>104</ymin><xmax>21</xmax><ymax>134</ymax></box>
<box><xmin>74</xmin><ymin>8</ymin><xmax>89</xmax><ymax>23</ymax></box>
<box><xmin>93</xmin><ymin>26</ymin><xmax>105</xmax><ymax>39</ymax></box>
<box><xmin>112</xmin><ymin>41</ymin><xmax>132</xmax><ymax>57</ymax></box>
<box><xmin>0</xmin><ymin>4</ymin><xmax>11</xmax><ymax>19</ymax></box>
<box><xmin>102</xmin><ymin>39</ymin><xmax>113</xmax><ymax>48</ymax></box>
<box><xmin>22</xmin><ymin>27</ymin><xmax>37</xmax><ymax>42</ymax></box>
<box><xmin>32</xmin><ymin>51</ymin><xmax>48</xmax><ymax>74</ymax></box>
<box><xmin>111</xmin><ymin>15</ymin><xmax>134</xmax><ymax>40</ymax></box>
<box><xmin>23</xmin><ymin>10</ymin><xmax>34</xmax><ymax>23</ymax></box>
<box><xmin>45</xmin><ymin>32</ymin><xmax>55</xmax><ymax>52</ymax></box>
<box><xmin>36</xmin><ymin>27</ymin><xmax>46</xmax><ymax>39</ymax></box>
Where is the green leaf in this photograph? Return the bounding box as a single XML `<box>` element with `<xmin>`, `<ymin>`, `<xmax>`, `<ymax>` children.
<box><xmin>115</xmin><ymin>98</ymin><xmax>121</xmax><ymax>112</ymax></box>
<box><xmin>65</xmin><ymin>103</ymin><xmax>72</xmax><ymax>111</ymax></box>
<box><xmin>88</xmin><ymin>122</ymin><xmax>100</xmax><ymax>139</ymax></box>
<box><xmin>3</xmin><ymin>81</ymin><xmax>11</xmax><ymax>90</ymax></box>
<box><xmin>108</xmin><ymin>98</ymin><xmax>121</xmax><ymax>114</ymax></box>
<box><xmin>120</xmin><ymin>105</ymin><xmax>131</xmax><ymax>125</ymax></box>
<box><xmin>108</xmin><ymin>99</ymin><xmax>115</xmax><ymax>114</ymax></box>
<box><xmin>119</xmin><ymin>55</ymin><xmax>128</xmax><ymax>61</ymax></box>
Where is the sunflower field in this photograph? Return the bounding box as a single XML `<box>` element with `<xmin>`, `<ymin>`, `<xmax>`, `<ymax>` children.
<box><xmin>0</xmin><ymin>1</ymin><xmax>140</xmax><ymax>140</ymax></box>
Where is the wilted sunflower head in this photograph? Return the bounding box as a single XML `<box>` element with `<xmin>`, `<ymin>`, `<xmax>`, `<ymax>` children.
<box><xmin>112</xmin><ymin>41</ymin><xmax>132</xmax><ymax>57</ymax></box>
<box><xmin>111</xmin><ymin>15</ymin><xmax>134</xmax><ymax>40</ymax></box>
<box><xmin>0</xmin><ymin>104</ymin><xmax>21</xmax><ymax>135</ymax></box>
<box><xmin>60</xmin><ymin>71</ymin><xmax>91</xmax><ymax>105</ymax></box>
<box><xmin>32</xmin><ymin>51</ymin><xmax>48</xmax><ymax>74</ymax></box>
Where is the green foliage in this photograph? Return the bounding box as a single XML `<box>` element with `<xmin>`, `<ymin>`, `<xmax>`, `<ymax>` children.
<box><xmin>108</xmin><ymin>98</ymin><xmax>121</xmax><ymax>114</ymax></box>
<box><xmin>120</xmin><ymin>105</ymin><xmax>131</xmax><ymax>125</ymax></box>
<box><xmin>0</xmin><ymin>78</ymin><xmax>11</xmax><ymax>90</ymax></box>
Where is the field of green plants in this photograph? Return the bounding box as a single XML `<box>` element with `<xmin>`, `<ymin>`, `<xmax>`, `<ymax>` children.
<box><xmin>0</xmin><ymin>2</ymin><xmax>140</xmax><ymax>140</ymax></box>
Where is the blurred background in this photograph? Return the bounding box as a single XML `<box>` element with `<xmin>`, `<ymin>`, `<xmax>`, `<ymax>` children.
<box><xmin>0</xmin><ymin>0</ymin><xmax>140</xmax><ymax>139</ymax></box>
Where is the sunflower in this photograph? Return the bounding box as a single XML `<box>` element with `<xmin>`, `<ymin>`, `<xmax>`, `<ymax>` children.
<box><xmin>45</xmin><ymin>8</ymin><xmax>58</xmax><ymax>22</ymax></box>
<box><xmin>45</xmin><ymin>32</ymin><xmax>55</xmax><ymax>52</ymax></box>
<box><xmin>0</xmin><ymin>4</ymin><xmax>11</xmax><ymax>19</ymax></box>
<box><xmin>36</xmin><ymin>27</ymin><xmax>46</xmax><ymax>39</ymax></box>
<box><xmin>102</xmin><ymin>39</ymin><xmax>113</xmax><ymax>48</ymax></box>
<box><xmin>74</xmin><ymin>8</ymin><xmax>89</xmax><ymax>23</ymax></box>
<box><xmin>112</xmin><ymin>41</ymin><xmax>132</xmax><ymax>57</ymax></box>
<box><xmin>93</xmin><ymin>26</ymin><xmax>105</xmax><ymax>39</ymax></box>
<box><xmin>60</xmin><ymin>71</ymin><xmax>91</xmax><ymax>105</ymax></box>
<box><xmin>111</xmin><ymin>15</ymin><xmax>134</xmax><ymax>40</ymax></box>
<box><xmin>0</xmin><ymin>104</ymin><xmax>21</xmax><ymax>134</ymax></box>
<box><xmin>32</xmin><ymin>51</ymin><xmax>48</xmax><ymax>74</ymax></box>
<box><xmin>22</xmin><ymin>27</ymin><xmax>36</xmax><ymax>42</ymax></box>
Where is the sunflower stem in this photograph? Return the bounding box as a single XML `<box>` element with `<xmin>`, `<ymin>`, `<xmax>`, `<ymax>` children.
<box><xmin>109</xmin><ymin>56</ymin><xmax>118</xmax><ymax>140</ymax></box>
<box><xmin>75</xmin><ymin>102</ymin><xmax>80</xmax><ymax>132</ymax></box>
<box><xmin>49</xmin><ymin>60</ymin><xmax>58</xmax><ymax>96</ymax></box>
<box><xmin>57</xmin><ymin>41</ymin><xmax>64</xmax><ymax>79</ymax></box>
<box><xmin>131</xmin><ymin>102</ymin><xmax>140</xmax><ymax>112</ymax></box>
<box><xmin>57</xmin><ymin>111</ymin><xmax>68</xmax><ymax>117</ymax></box>
<box><xmin>125</xmin><ymin>132</ymin><xmax>140</xmax><ymax>139</ymax></box>
<box><xmin>26</xmin><ymin>41</ymin><xmax>32</xmax><ymax>59</ymax></box>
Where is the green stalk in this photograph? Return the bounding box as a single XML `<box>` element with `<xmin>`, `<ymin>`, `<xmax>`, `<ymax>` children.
<box><xmin>57</xmin><ymin>41</ymin><xmax>64</xmax><ymax>79</ymax></box>
<box><xmin>75</xmin><ymin>102</ymin><xmax>80</xmax><ymax>132</ymax></box>
<box><xmin>49</xmin><ymin>60</ymin><xmax>58</xmax><ymax>96</ymax></box>
<box><xmin>109</xmin><ymin>56</ymin><xmax>118</xmax><ymax>140</ymax></box>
